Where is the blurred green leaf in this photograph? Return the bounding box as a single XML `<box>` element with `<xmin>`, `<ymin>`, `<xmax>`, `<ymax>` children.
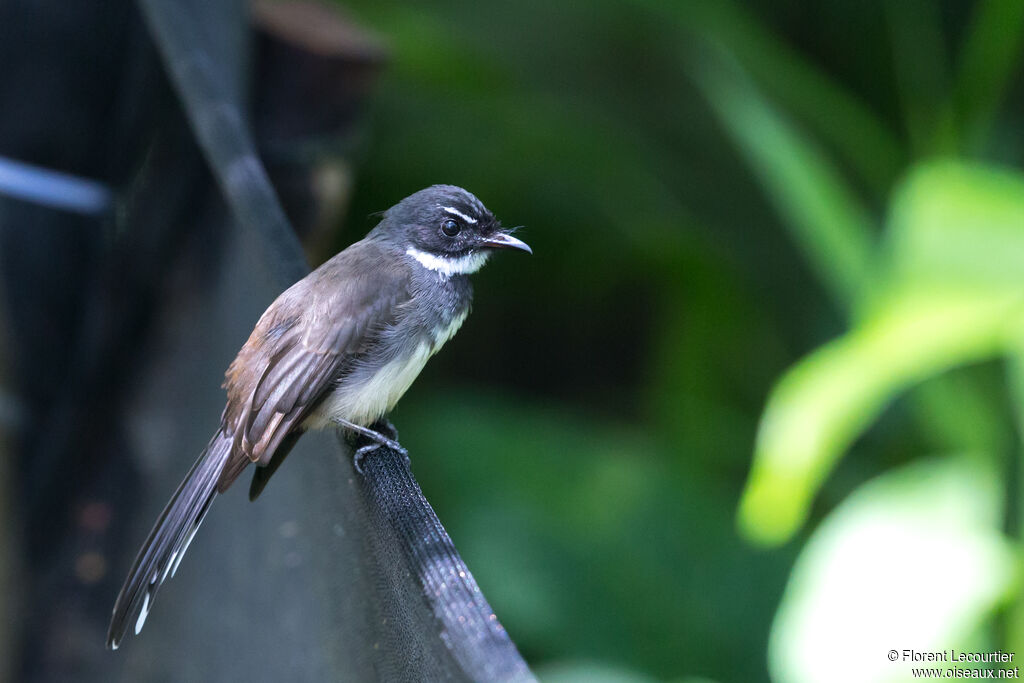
<box><xmin>741</xmin><ymin>162</ymin><xmax>1024</xmax><ymax>545</ymax></box>
<box><xmin>641</xmin><ymin>0</ymin><xmax>904</xmax><ymax>195</ymax></box>
<box><xmin>909</xmin><ymin>370</ymin><xmax>1011</xmax><ymax>461</ymax></box>
<box><xmin>952</xmin><ymin>0</ymin><xmax>1024</xmax><ymax>154</ymax></box>
<box><xmin>769</xmin><ymin>458</ymin><xmax>1017</xmax><ymax>683</ymax></box>
<box><xmin>1003</xmin><ymin>349</ymin><xmax>1024</xmax><ymax>658</ymax></box>
<box><xmin>885</xmin><ymin>162</ymin><xmax>1024</xmax><ymax>289</ymax></box>
<box><xmin>740</xmin><ymin>285</ymin><xmax>1024</xmax><ymax>544</ymax></box>
<box><xmin>691</xmin><ymin>52</ymin><xmax>876</xmax><ymax>309</ymax></box>
<box><xmin>884</xmin><ymin>0</ymin><xmax>957</xmax><ymax>156</ymax></box>
<box><xmin>895</xmin><ymin>162</ymin><xmax>1024</xmax><ymax>457</ymax></box>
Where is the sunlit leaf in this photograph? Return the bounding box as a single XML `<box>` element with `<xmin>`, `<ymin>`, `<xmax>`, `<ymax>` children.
<box><xmin>768</xmin><ymin>458</ymin><xmax>1016</xmax><ymax>683</ymax></box>
<box><xmin>741</xmin><ymin>162</ymin><xmax>1024</xmax><ymax>545</ymax></box>
<box><xmin>886</xmin><ymin>162</ymin><xmax>1024</xmax><ymax>289</ymax></box>
<box><xmin>739</xmin><ymin>286</ymin><xmax>1024</xmax><ymax>545</ymax></box>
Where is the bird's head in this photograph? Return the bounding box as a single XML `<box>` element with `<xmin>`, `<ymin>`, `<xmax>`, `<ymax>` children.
<box><xmin>375</xmin><ymin>185</ymin><xmax>531</xmax><ymax>276</ymax></box>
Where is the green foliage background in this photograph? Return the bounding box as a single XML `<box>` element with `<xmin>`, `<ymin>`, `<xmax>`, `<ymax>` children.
<box><xmin>330</xmin><ymin>1</ymin><xmax>1024</xmax><ymax>681</ymax></box>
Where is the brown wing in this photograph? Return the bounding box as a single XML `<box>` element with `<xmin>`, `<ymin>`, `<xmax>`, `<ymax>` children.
<box><xmin>215</xmin><ymin>240</ymin><xmax>409</xmax><ymax>492</ymax></box>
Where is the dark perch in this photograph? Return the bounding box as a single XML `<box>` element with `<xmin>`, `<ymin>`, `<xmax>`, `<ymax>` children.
<box><xmin>353</xmin><ymin>437</ymin><xmax>533</xmax><ymax>681</ymax></box>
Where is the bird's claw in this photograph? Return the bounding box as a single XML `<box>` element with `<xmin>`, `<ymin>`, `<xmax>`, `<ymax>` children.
<box><xmin>352</xmin><ymin>440</ymin><xmax>410</xmax><ymax>474</ymax></box>
<box><xmin>342</xmin><ymin>418</ymin><xmax>409</xmax><ymax>474</ymax></box>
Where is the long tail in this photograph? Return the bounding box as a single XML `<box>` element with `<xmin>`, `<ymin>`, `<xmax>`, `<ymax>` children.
<box><xmin>106</xmin><ymin>432</ymin><xmax>233</xmax><ymax>649</ymax></box>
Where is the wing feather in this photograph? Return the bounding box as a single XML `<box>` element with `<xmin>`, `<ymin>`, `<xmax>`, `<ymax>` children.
<box><xmin>215</xmin><ymin>240</ymin><xmax>409</xmax><ymax>492</ymax></box>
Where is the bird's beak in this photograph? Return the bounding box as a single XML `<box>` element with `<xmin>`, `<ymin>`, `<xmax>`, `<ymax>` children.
<box><xmin>481</xmin><ymin>232</ymin><xmax>532</xmax><ymax>254</ymax></box>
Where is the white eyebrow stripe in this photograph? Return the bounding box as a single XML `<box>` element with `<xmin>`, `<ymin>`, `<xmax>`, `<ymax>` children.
<box><xmin>440</xmin><ymin>206</ymin><xmax>477</xmax><ymax>224</ymax></box>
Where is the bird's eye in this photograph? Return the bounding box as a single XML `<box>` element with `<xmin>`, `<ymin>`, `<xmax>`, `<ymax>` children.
<box><xmin>441</xmin><ymin>219</ymin><xmax>461</xmax><ymax>237</ymax></box>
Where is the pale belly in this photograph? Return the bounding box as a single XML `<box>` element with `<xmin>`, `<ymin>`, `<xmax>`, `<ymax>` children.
<box><xmin>305</xmin><ymin>342</ymin><xmax>432</xmax><ymax>428</ymax></box>
<box><xmin>303</xmin><ymin>310</ymin><xmax>467</xmax><ymax>429</ymax></box>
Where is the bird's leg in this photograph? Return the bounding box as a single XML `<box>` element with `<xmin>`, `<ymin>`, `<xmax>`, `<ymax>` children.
<box><xmin>356</xmin><ymin>420</ymin><xmax>411</xmax><ymax>473</ymax></box>
<box><xmin>333</xmin><ymin>417</ymin><xmax>407</xmax><ymax>453</ymax></box>
<box><xmin>332</xmin><ymin>417</ymin><xmax>409</xmax><ymax>473</ymax></box>
<box><xmin>371</xmin><ymin>418</ymin><xmax>400</xmax><ymax>443</ymax></box>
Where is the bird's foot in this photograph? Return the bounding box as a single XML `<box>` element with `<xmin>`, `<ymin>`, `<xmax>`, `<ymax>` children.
<box><xmin>333</xmin><ymin>418</ymin><xmax>409</xmax><ymax>473</ymax></box>
<box><xmin>370</xmin><ymin>419</ymin><xmax>411</xmax><ymax>468</ymax></box>
<box><xmin>352</xmin><ymin>438</ymin><xmax>411</xmax><ymax>474</ymax></box>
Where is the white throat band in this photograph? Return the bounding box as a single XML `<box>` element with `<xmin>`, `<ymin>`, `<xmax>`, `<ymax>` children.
<box><xmin>406</xmin><ymin>247</ymin><xmax>490</xmax><ymax>278</ymax></box>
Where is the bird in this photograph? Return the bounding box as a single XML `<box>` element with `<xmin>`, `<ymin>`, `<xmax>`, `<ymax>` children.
<box><xmin>106</xmin><ymin>185</ymin><xmax>531</xmax><ymax>649</ymax></box>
